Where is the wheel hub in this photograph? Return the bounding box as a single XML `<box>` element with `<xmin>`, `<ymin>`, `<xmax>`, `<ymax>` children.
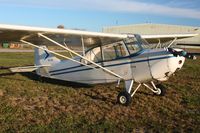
<box><xmin>120</xmin><ymin>96</ymin><xmax>127</xmax><ymax>104</ymax></box>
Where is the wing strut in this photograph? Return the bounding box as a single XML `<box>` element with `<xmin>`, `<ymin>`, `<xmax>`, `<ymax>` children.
<box><xmin>167</xmin><ymin>37</ymin><xmax>177</xmax><ymax>48</ymax></box>
<box><xmin>63</xmin><ymin>38</ymin><xmax>73</xmax><ymax>58</ymax></box>
<box><xmin>81</xmin><ymin>36</ymin><xmax>86</xmax><ymax>56</ymax></box>
<box><xmin>156</xmin><ymin>39</ymin><xmax>161</xmax><ymax>48</ymax></box>
<box><xmin>37</xmin><ymin>33</ymin><xmax>124</xmax><ymax>79</ymax></box>
<box><xmin>20</xmin><ymin>40</ymin><xmax>95</xmax><ymax>69</ymax></box>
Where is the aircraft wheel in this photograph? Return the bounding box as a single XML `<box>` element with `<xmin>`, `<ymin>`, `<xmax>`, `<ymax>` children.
<box><xmin>155</xmin><ymin>84</ymin><xmax>166</xmax><ymax>96</ymax></box>
<box><xmin>117</xmin><ymin>91</ymin><xmax>132</xmax><ymax>106</ymax></box>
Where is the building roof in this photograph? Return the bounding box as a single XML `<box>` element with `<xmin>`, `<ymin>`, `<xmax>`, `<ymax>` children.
<box><xmin>103</xmin><ymin>23</ymin><xmax>200</xmax><ymax>44</ymax></box>
<box><xmin>103</xmin><ymin>23</ymin><xmax>200</xmax><ymax>34</ymax></box>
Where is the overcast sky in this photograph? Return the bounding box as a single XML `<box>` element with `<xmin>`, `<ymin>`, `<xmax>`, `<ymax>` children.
<box><xmin>0</xmin><ymin>0</ymin><xmax>200</xmax><ymax>31</ymax></box>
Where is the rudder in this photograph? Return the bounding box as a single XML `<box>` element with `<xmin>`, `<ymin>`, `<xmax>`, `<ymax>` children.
<box><xmin>34</xmin><ymin>46</ymin><xmax>60</xmax><ymax>77</ymax></box>
<box><xmin>34</xmin><ymin>46</ymin><xmax>60</xmax><ymax>66</ymax></box>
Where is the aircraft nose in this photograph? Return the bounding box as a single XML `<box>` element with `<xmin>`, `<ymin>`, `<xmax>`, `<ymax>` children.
<box><xmin>168</xmin><ymin>56</ymin><xmax>185</xmax><ymax>73</ymax></box>
<box><xmin>148</xmin><ymin>50</ymin><xmax>186</xmax><ymax>82</ymax></box>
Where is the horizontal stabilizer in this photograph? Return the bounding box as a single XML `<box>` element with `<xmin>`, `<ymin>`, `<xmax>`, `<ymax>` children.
<box><xmin>9</xmin><ymin>65</ymin><xmax>50</xmax><ymax>73</ymax></box>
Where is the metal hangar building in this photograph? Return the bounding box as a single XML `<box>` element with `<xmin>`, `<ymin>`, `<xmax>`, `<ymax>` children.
<box><xmin>103</xmin><ymin>24</ymin><xmax>200</xmax><ymax>48</ymax></box>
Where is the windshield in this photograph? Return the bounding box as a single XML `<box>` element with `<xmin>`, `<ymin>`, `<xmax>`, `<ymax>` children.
<box><xmin>124</xmin><ymin>34</ymin><xmax>153</xmax><ymax>54</ymax></box>
<box><xmin>124</xmin><ymin>35</ymin><xmax>143</xmax><ymax>55</ymax></box>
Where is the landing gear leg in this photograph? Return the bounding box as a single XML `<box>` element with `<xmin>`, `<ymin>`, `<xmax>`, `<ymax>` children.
<box><xmin>117</xmin><ymin>81</ymin><xmax>166</xmax><ymax>106</ymax></box>
<box><xmin>117</xmin><ymin>80</ymin><xmax>142</xmax><ymax>106</ymax></box>
<box><xmin>143</xmin><ymin>81</ymin><xmax>166</xmax><ymax>96</ymax></box>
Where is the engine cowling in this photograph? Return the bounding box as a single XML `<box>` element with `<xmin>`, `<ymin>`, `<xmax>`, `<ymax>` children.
<box><xmin>149</xmin><ymin>49</ymin><xmax>185</xmax><ymax>81</ymax></box>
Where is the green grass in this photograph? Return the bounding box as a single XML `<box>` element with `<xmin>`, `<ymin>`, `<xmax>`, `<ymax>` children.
<box><xmin>0</xmin><ymin>53</ymin><xmax>200</xmax><ymax>132</ymax></box>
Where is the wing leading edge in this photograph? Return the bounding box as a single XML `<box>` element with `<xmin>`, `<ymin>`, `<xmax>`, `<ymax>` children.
<box><xmin>0</xmin><ymin>24</ymin><xmax>127</xmax><ymax>47</ymax></box>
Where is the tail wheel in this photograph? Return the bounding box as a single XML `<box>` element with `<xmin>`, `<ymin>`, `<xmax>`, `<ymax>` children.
<box><xmin>117</xmin><ymin>91</ymin><xmax>132</xmax><ymax>106</ymax></box>
<box><xmin>155</xmin><ymin>84</ymin><xmax>166</xmax><ymax>96</ymax></box>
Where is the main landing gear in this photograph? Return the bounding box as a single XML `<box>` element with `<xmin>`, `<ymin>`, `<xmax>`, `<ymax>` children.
<box><xmin>117</xmin><ymin>80</ymin><xmax>166</xmax><ymax>106</ymax></box>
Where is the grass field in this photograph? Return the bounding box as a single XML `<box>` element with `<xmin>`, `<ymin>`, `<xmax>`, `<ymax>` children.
<box><xmin>0</xmin><ymin>52</ymin><xmax>200</xmax><ymax>132</ymax></box>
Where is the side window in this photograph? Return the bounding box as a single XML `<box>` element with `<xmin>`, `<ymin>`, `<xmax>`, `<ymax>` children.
<box><xmin>126</xmin><ymin>44</ymin><xmax>141</xmax><ymax>54</ymax></box>
<box><xmin>84</xmin><ymin>46</ymin><xmax>102</xmax><ymax>63</ymax></box>
<box><xmin>103</xmin><ymin>43</ymin><xmax>127</xmax><ymax>61</ymax></box>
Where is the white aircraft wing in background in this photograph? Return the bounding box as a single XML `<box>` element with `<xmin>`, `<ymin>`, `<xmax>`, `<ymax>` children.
<box><xmin>141</xmin><ymin>34</ymin><xmax>198</xmax><ymax>45</ymax></box>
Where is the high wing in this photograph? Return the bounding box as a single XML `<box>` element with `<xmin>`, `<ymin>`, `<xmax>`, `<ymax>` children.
<box><xmin>0</xmin><ymin>24</ymin><xmax>197</xmax><ymax>46</ymax></box>
<box><xmin>0</xmin><ymin>24</ymin><xmax>127</xmax><ymax>47</ymax></box>
<box><xmin>141</xmin><ymin>34</ymin><xmax>198</xmax><ymax>44</ymax></box>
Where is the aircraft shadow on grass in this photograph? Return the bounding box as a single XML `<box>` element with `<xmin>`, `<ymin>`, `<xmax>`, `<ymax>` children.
<box><xmin>20</xmin><ymin>72</ymin><xmax>92</xmax><ymax>89</ymax></box>
<box><xmin>21</xmin><ymin>72</ymin><xmax>118</xmax><ymax>103</ymax></box>
<box><xmin>0</xmin><ymin>72</ymin><xmax>113</xmax><ymax>103</ymax></box>
<box><xmin>0</xmin><ymin>71</ymin><xmax>156</xmax><ymax>103</ymax></box>
<box><xmin>0</xmin><ymin>71</ymin><xmax>91</xmax><ymax>89</ymax></box>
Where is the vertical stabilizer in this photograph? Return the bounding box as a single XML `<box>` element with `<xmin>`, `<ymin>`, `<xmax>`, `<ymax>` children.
<box><xmin>34</xmin><ymin>46</ymin><xmax>60</xmax><ymax>76</ymax></box>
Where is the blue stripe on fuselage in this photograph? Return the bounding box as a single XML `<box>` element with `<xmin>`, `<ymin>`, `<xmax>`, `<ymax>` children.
<box><xmin>49</xmin><ymin>50</ymin><xmax>170</xmax><ymax>73</ymax></box>
<box><xmin>50</xmin><ymin>55</ymin><xmax>174</xmax><ymax>76</ymax></box>
<box><xmin>49</xmin><ymin>51</ymin><xmax>145</xmax><ymax>73</ymax></box>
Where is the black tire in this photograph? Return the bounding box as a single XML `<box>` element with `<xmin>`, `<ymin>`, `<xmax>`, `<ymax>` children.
<box><xmin>117</xmin><ymin>91</ymin><xmax>132</xmax><ymax>106</ymax></box>
<box><xmin>155</xmin><ymin>84</ymin><xmax>166</xmax><ymax>96</ymax></box>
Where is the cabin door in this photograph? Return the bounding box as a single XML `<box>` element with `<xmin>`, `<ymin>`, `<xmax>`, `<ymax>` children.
<box><xmin>101</xmin><ymin>42</ymin><xmax>132</xmax><ymax>83</ymax></box>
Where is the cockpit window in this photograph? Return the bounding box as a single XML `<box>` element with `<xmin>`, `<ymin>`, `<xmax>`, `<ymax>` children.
<box><xmin>102</xmin><ymin>42</ymin><xmax>127</xmax><ymax>61</ymax></box>
<box><xmin>84</xmin><ymin>35</ymin><xmax>149</xmax><ymax>63</ymax></box>
<box><xmin>124</xmin><ymin>37</ymin><xmax>142</xmax><ymax>55</ymax></box>
<box><xmin>83</xmin><ymin>41</ymin><xmax>127</xmax><ymax>63</ymax></box>
<box><xmin>84</xmin><ymin>47</ymin><xmax>102</xmax><ymax>63</ymax></box>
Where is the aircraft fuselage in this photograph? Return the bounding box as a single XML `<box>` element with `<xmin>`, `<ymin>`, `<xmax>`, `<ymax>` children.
<box><xmin>45</xmin><ymin>48</ymin><xmax>185</xmax><ymax>84</ymax></box>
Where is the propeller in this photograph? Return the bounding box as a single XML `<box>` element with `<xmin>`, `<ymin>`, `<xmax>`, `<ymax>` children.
<box><xmin>168</xmin><ymin>48</ymin><xmax>197</xmax><ymax>60</ymax></box>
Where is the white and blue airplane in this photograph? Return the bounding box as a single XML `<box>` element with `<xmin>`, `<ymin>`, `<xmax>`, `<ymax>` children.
<box><xmin>0</xmin><ymin>24</ymin><xmax>197</xmax><ymax>106</ymax></box>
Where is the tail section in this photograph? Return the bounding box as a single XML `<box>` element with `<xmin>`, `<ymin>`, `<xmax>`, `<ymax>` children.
<box><xmin>34</xmin><ymin>46</ymin><xmax>60</xmax><ymax>76</ymax></box>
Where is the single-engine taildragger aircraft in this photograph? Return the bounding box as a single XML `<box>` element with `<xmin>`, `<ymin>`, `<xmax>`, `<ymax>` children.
<box><xmin>0</xmin><ymin>24</ymin><xmax>198</xmax><ymax>106</ymax></box>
